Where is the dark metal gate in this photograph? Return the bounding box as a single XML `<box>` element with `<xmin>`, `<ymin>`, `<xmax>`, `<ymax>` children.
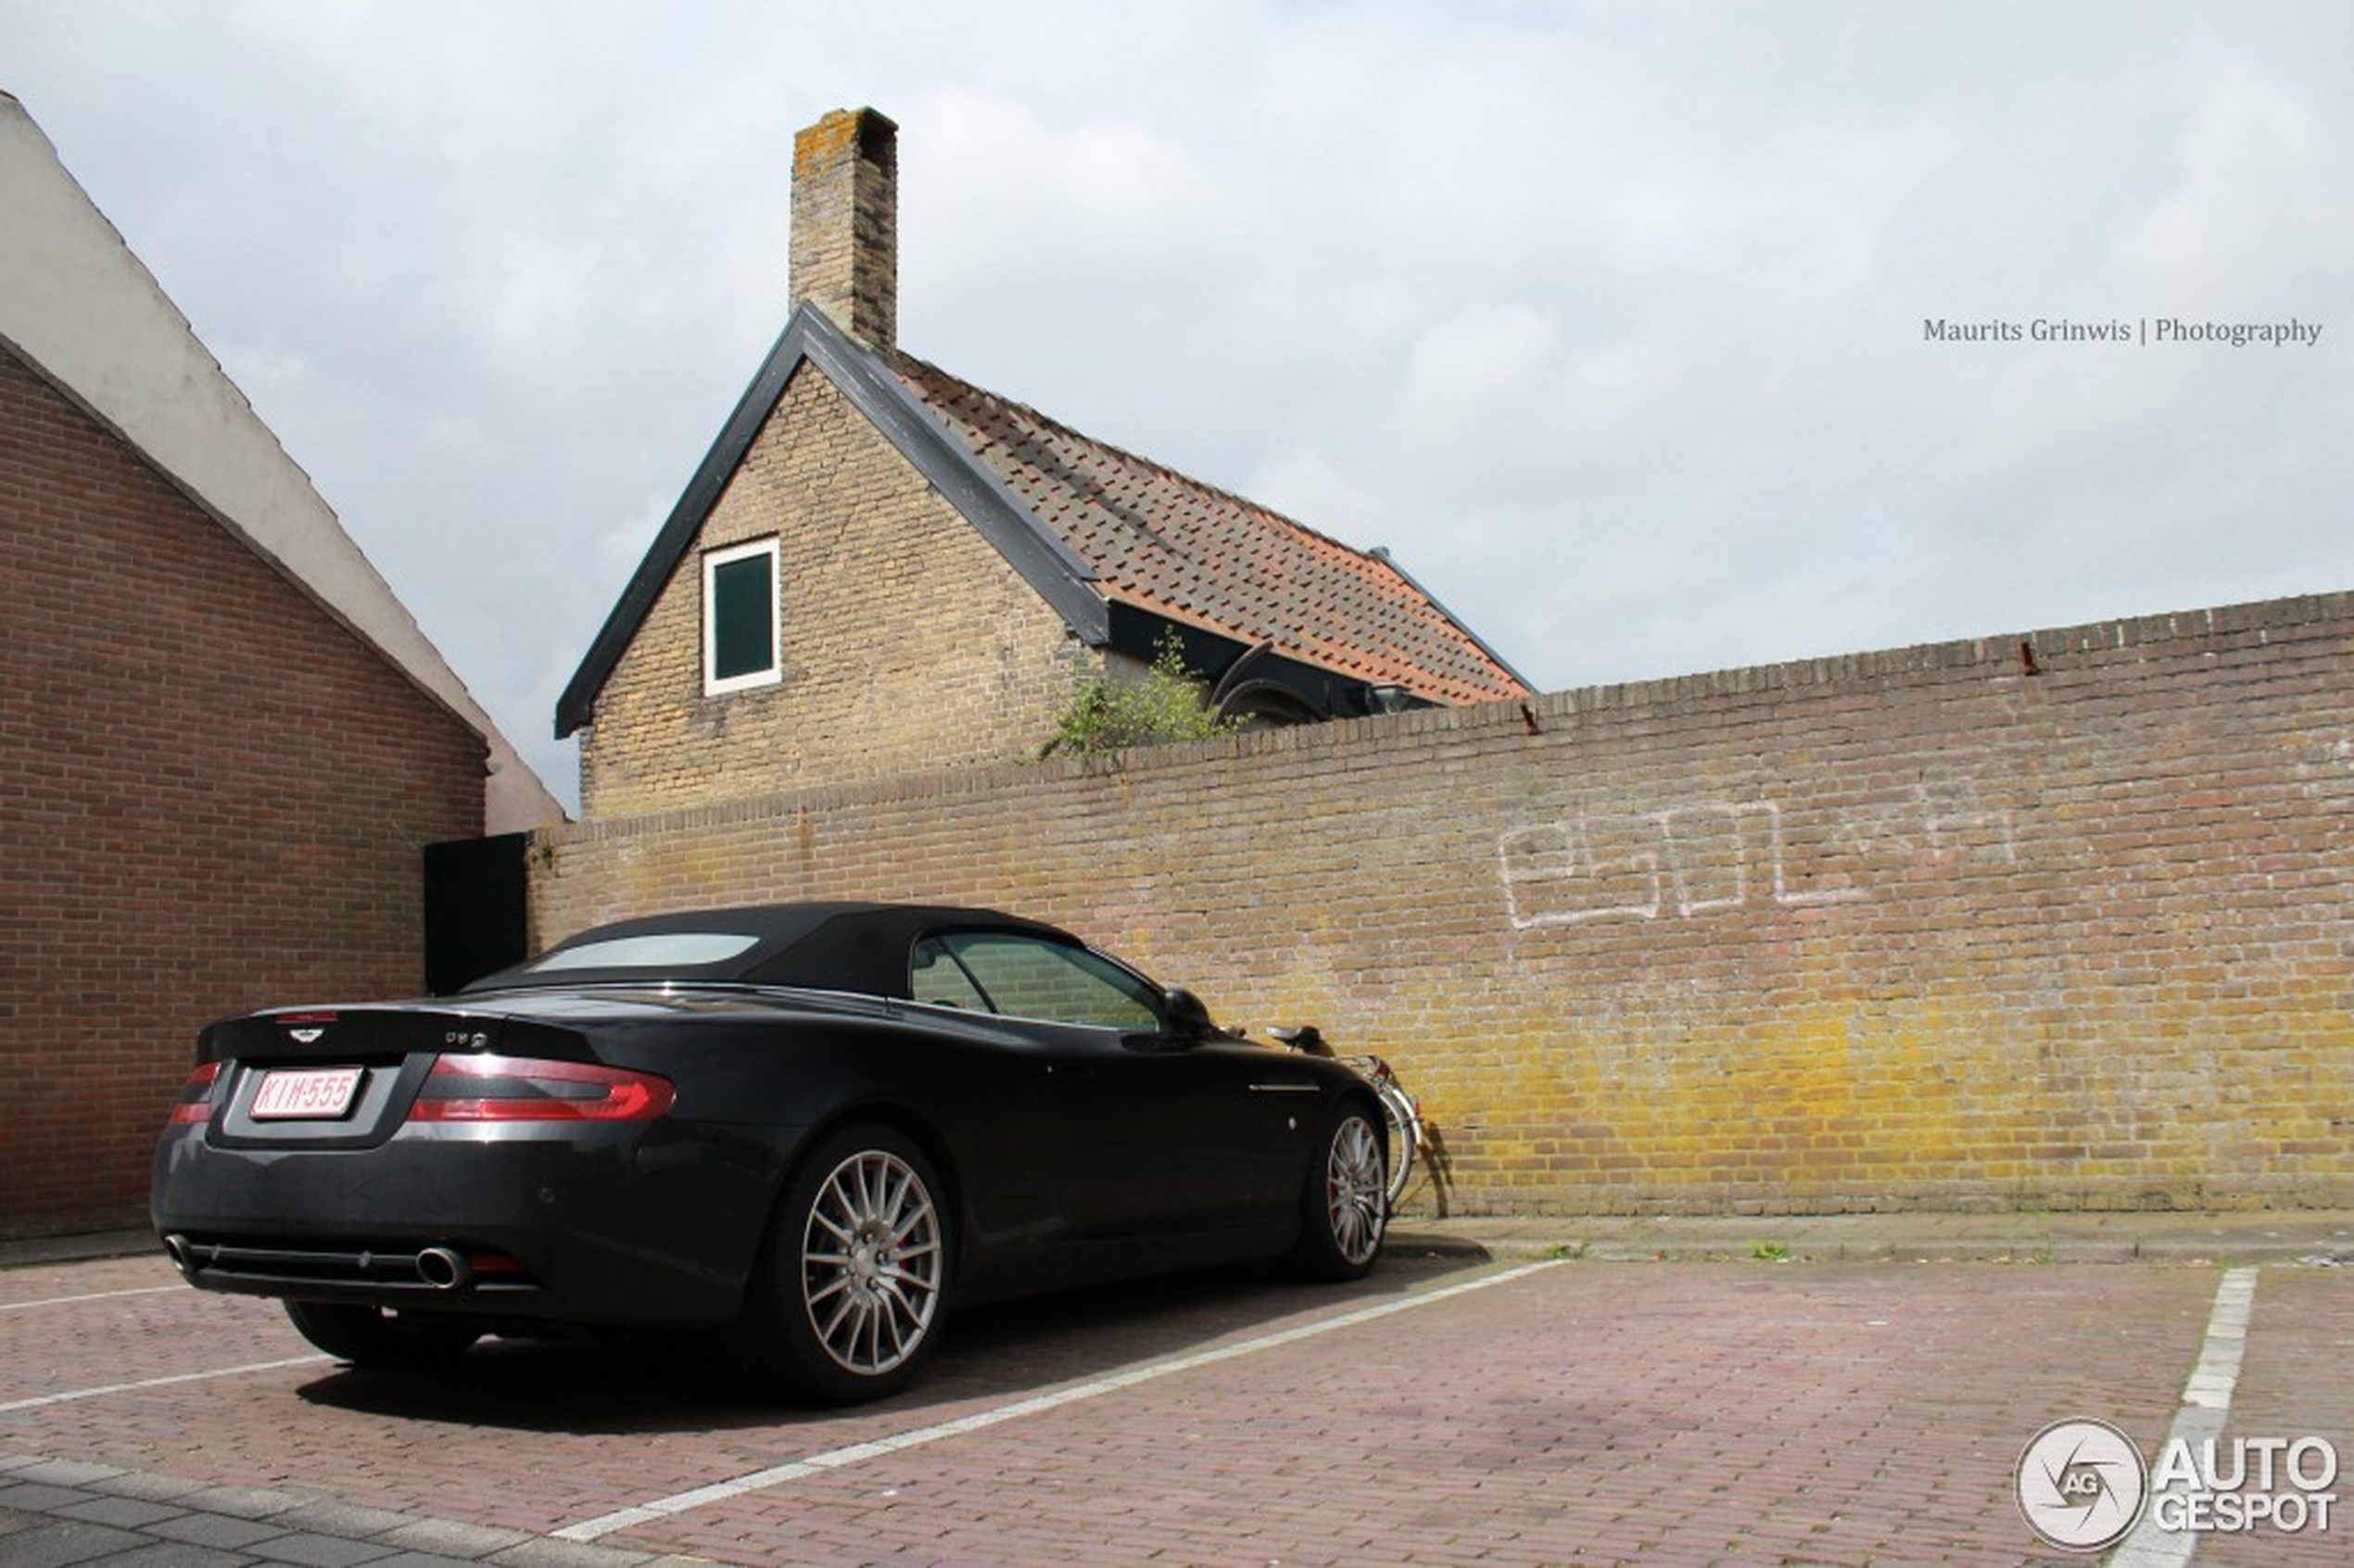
<box><xmin>423</xmin><ymin>832</ymin><xmax>530</xmax><ymax>994</ymax></box>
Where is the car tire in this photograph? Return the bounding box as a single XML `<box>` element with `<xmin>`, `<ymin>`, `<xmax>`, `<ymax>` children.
<box><xmin>282</xmin><ymin>1300</ymin><xmax>479</xmax><ymax>1370</ymax></box>
<box><xmin>1291</xmin><ymin>1100</ymin><xmax>1386</xmax><ymax>1282</ymax></box>
<box><xmin>739</xmin><ymin>1121</ymin><xmax>952</xmax><ymax>1403</ymax></box>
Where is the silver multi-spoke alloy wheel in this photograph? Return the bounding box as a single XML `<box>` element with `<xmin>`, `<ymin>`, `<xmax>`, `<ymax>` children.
<box><xmin>800</xmin><ymin>1146</ymin><xmax>944</xmax><ymax>1377</ymax></box>
<box><xmin>1325</xmin><ymin>1111</ymin><xmax>1386</xmax><ymax>1268</ymax></box>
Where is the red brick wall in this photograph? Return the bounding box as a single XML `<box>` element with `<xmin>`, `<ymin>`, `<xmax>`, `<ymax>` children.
<box><xmin>535</xmin><ymin>593</ymin><xmax>2354</xmax><ymax>1215</ymax></box>
<box><xmin>0</xmin><ymin>347</ymin><xmax>486</xmax><ymax>1236</ymax></box>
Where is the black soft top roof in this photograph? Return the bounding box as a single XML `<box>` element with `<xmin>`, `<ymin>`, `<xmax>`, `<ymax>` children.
<box><xmin>463</xmin><ymin>902</ymin><xmax>1083</xmax><ymax>999</ymax></box>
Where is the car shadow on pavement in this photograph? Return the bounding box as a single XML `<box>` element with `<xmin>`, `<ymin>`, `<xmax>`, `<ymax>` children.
<box><xmin>290</xmin><ymin>1250</ymin><xmax>1477</xmax><ymax>1437</ymax></box>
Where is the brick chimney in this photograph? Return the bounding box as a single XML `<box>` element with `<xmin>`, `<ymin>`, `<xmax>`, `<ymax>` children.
<box><xmin>790</xmin><ymin>107</ymin><xmax>898</xmax><ymax>349</ymax></box>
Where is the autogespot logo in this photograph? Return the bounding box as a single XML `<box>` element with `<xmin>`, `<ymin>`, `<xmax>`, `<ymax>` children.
<box><xmin>2018</xmin><ymin>1420</ymin><xmax>2342</xmax><ymax>1550</ymax></box>
<box><xmin>2017</xmin><ymin>1419</ymin><xmax>2148</xmax><ymax>1551</ymax></box>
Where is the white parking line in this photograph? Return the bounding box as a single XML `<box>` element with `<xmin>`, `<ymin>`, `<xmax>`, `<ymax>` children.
<box><xmin>0</xmin><ymin>1356</ymin><xmax>331</xmax><ymax>1415</ymax></box>
<box><xmin>0</xmin><ymin>1285</ymin><xmax>184</xmax><ymax>1312</ymax></box>
<box><xmin>2107</xmin><ymin>1266</ymin><xmax>2260</xmax><ymax>1568</ymax></box>
<box><xmin>557</xmin><ymin>1259</ymin><xmax>1560</xmax><ymax>1543</ymax></box>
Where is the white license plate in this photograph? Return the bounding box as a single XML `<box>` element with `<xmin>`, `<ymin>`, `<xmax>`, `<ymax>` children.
<box><xmin>250</xmin><ymin>1067</ymin><xmax>364</xmax><ymax>1120</ymax></box>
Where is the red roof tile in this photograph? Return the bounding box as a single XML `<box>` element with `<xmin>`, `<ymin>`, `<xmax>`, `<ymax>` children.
<box><xmin>893</xmin><ymin>354</ymin><xmax>1528</xmax><ymax>706</ymax></box>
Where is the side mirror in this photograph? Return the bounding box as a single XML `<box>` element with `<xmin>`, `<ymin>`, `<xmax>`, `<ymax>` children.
<box><xmin>1161</xmin><ymin>988</ymin><xmax>1220</xmax><ymax>1043</ymax></box>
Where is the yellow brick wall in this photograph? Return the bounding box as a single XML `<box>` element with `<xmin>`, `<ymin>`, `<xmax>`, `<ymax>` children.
<box><xmin>577</xmin><ymin>361</ymin><xmax>1095</xmax><ymax>816</ymax></box>
<box><xmin>545</xmin><ymin>588</ymin><xmax>2354</xmax><ymax>1217</ymax></box>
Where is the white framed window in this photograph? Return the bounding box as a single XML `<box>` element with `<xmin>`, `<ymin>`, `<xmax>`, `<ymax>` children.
<box><xmin>702</xmin><ymin>537</ymin><xmax>780</xmax><ymax>695</ymax></box>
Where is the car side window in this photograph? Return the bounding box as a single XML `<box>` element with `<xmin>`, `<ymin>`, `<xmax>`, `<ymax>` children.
<box><xmin>909</xmin><ymin>936</ymin><xmax>991</xmax><ymax>1011</ymax></box>
<box><xmin>915</xmin><ymin>932</ymin><xmax>1164</xmax><ymax>1031</ymax></box>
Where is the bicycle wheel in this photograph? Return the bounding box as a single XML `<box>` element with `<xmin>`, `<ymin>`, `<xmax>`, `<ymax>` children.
<box><xmin>1371</xmin><ymin>1076</ymin><xmax>1421</xmax><ymax>1208</ymax></box>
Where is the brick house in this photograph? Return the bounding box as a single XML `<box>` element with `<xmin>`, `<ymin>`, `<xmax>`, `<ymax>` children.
<box><xmin>0</xmin><ymin>92</ymin><xmax>561</xmax><ymax>1235</ymax></box>
<box><xmin>557</xmin><ymin>108</ymin><xmax>1530</xmax><ymax>818</ymax></box>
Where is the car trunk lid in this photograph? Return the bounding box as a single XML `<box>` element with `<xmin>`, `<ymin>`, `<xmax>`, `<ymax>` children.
<box><xmin>187</xmin><ymin>1004</ymin><xmax>606</xmax><ymax>1150</ymax></box>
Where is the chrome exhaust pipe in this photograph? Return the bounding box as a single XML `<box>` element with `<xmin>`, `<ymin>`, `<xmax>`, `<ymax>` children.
<box><xmin>415</xmin><ymin>1246</ymin><xmax>473</xmax><ymax>1291</ymax></box>
<box><xmin>161</xmin><ymin>1233</ymin><xmax>192</xmax><ymax>1276</ymax></box>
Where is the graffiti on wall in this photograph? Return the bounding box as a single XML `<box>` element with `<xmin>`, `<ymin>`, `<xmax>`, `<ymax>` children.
<box><xmin>1499</xmin><ymin>782</ymin><xmax>2017</xmax><ymax>930</ymax></box>
<box><xmin>1828</xmin><ymin>779</ymin><xmax>2019</xmax><ymax>868</ymax></box>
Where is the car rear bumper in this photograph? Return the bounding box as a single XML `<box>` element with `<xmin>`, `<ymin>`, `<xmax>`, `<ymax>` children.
<box><xmin>151</xmin><ymin>1120</ymin><xmax>768</xmax><ymax>1327</ymax></box>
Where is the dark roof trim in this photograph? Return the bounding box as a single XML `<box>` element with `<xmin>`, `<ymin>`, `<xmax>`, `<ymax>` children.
<box><xmin>816</xmin><ymin>313</ymin><xmax>1106</xmax><ymax>637</ymax></box>
<box><xmin>1363</xmin><ymin>546</ymin><xmax>1535</xmax><ymax>694</ymax></box>
<box><xmin>555</xmin><ymin>305</ymin><xmax>1106</xmax><ymax>739</ymax></box>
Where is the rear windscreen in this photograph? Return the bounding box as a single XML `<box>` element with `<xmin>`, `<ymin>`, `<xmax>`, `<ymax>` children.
<box><xmin>525</xmin><ymin>933</ymin><xmax>761</xmax><ymax>972</ymax></box>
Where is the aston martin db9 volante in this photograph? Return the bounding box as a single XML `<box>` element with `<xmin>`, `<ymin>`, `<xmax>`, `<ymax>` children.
<box><xmin>152</xmin><ymin>903</ymin><xmax>1388</xmax><ymax>1400</ymax></box>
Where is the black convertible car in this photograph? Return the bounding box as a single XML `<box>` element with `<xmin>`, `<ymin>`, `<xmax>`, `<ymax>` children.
<box><xmin>152</xmin><ymin>903</ymin><xmax>1387</xmax><ymax>1400</ymax></box>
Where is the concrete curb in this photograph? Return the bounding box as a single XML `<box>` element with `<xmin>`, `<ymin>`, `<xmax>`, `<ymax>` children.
<box><xmin>1386</xmin><ymin>1210</ymin><xmax>2354</xmax><ymax>1268</ymax></box>
<box><xmin>0</xmin><ymin>1229</ymin><xmax>155</xmax><ymax>1269</ymax></box>
<box><xmin>0</xmin><ymin>1453</ymin><xmax>713</xmax><ymax>1567</ymax></box>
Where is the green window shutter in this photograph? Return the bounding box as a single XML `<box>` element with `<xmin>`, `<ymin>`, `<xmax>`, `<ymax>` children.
<box><xmin>709</xmin><ymin>552</ymin><xmax>775</xmax><ymax>682</ymax></box>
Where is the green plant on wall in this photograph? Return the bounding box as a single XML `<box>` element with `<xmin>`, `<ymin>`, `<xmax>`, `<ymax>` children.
<box><xmin>1039</xmin><ymin>634</ymin><xmax>1241</xmax><ymax>758</ymax></box>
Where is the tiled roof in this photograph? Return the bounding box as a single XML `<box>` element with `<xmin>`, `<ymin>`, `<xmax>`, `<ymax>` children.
<box><xmin>556</xmin><ymin>306</ymin><xmax>1529</xmax><ymax>740</ymax></box>
<box><xmin>893</xmin><ymin>354</ymin><xmax>1529</xmax><ymax>707</ymax></box>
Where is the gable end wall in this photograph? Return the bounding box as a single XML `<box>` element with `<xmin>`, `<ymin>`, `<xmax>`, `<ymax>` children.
<box><xmin>578</xmin><ymin>361</ymin><xmax>1095</xmax><ymax>816</ymax></box>
<box><xmin>0</xmin><ymin>347</ymin><xmax>486</xmax><ymax>1235</ymax></box>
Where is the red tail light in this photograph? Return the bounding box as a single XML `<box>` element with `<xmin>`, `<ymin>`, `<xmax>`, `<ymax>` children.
<box><xmin>406</xmin><ymin>1055</ymin><xmax>674</xmax><ymax>1123</ymax></box>
<box><xmin>168</xmin><ymin>1061</ymin><xmax>222</xmax><ymax>1125</ymax></box>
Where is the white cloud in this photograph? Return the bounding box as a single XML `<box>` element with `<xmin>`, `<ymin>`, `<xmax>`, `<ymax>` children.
<box><xmin>4</xmin><ymin>0</ymin><xmax>2349</xmax><ymax>808</ymax></box>
<box><xmin>905</xmin><ymin>91</ymin><xmax>1247</xmax><ymax>323</ymax></box>
<box><xmin>2119</xmin><ymin>53</ymin><xmax>2354</xmax><ymax>307</ymax></box>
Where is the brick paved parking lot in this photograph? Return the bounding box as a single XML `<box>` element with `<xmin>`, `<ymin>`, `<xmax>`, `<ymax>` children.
<box><xmin>2</xmin><ymin>1241</ymin><xmax>2346</xmax><ymax>1566</ymax></box>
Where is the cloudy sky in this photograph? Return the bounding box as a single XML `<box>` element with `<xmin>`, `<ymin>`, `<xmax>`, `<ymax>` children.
<box><xmin>5</xmin><ymin>1</ymin><xmax>2348</xmax><ymax>810</ymax></box>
